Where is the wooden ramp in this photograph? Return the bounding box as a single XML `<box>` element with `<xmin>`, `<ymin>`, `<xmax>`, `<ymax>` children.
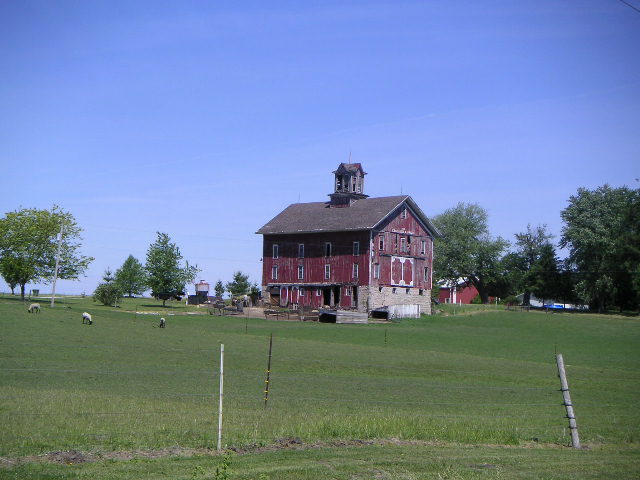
<box><xmin>319</xmin><ymin>309</ymin><xmax>368</xmax><ymax>324</ymax></box>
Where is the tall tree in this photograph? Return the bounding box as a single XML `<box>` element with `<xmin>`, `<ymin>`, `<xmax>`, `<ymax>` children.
<box><xmin>0</xmin><ymin>206</ymin><xmax>93</xmax><ymax>299</ymax></box>
<box><xmin>93</xmin><ymin>268</ymin><xmax>124</xmax><ymax>306</ymax></box>
<box><xmin>214</xmin><ymin>280</ymin><xmax>225</xmax><ymax>298</ymax></box>
<box><xmin>511</xmin><ymin>224</ymin><xmax>554</xmax><ymax>305</ymax></box>
<box><xmin>115</xmin><ymin>255</ymin><xmax>147</xmax><ymax>297</ymax></box>
<box><xmin>529</xmin><ymin>243</ymin><xmax>560</xmax><ymax>304</ymax></box>
<box><xmin>0</xmin><ymin>255</ymin><xmax>29</xmax><ymax>295</ymax></box>
<box><xmin>433</xmin><ymin>203</ymin><xmax>509</xmax><ymax>304</ymax></box>
<box><xmin>145</xmin><ymin>232</ymin><xmax>199</xmax><ymax>307</ymax></box>
<box><xmin>560</xmin><ymin>185</ymin><xmax>640</xmax><ymax>312</ymax></box>
<box><xmin>225</xmin><ymin>271</ymin><xmax>251</xmax><ymax>297</ymax></box>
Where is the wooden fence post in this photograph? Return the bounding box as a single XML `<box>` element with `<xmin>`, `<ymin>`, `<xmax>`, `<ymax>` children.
<box><xmin>556</xmin><ymin>353</ymin><xmax>581</xmax><ymax>448</ymax></box>
<box><xmin>264</xmin><ymin>333</ymin><xmax>273</xmax><ymax>408</ymax></box>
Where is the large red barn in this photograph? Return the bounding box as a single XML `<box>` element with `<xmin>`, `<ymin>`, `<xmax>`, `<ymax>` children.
<box><xmin>256</xmin><ymin>163</ymin><xmax>441</xmax><ymax>315</ymax></box>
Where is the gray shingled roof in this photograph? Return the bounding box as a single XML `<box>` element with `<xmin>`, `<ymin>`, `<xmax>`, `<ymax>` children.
<box><xmin>256</xmin><ymin>195</ymin><xmax>440</xmax><ymax>236</ymax></box>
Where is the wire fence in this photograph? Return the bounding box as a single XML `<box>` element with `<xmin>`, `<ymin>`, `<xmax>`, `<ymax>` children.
<box><xmin>1</xmin><ymin>342</ymin><xmax>638</xmax><ymax>451</ymax></box>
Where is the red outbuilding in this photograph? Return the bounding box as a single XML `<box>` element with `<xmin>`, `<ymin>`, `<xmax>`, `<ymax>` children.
<box><xmin>256</xmin><ymin>163</ymin><xmax>441</xmax><ymax>314</ymax></box>
<box><xmin>438</xmin><ymin>280</ymin><xmax>480</xmax><ymax>304</ymax></box>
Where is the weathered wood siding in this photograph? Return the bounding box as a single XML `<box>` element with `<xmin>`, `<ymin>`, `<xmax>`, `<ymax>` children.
<box><xmin>371</xmin><ymin>204</ymin><xmax>434</xmax><ymax>291</ymax></box>
<box><xmin>260</xmin><ymin>200</ymin><xmax>435</xmax><ymax>311</ymax></box>
<box><xmin>262</xmin><ymin>231</ymin><xmax>371</xmax><ymax>308</ymax></box>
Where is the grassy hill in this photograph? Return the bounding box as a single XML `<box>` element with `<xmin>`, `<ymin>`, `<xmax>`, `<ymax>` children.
<box><xmin>1</xmin><ymin>294</ymin><xmax>638</xmax><ymax>478</ymax></box>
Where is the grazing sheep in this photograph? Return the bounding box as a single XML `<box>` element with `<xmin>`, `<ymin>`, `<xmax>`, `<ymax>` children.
<box><xmin>82</xmin><ymin>312</ymin><xmax>93</xmax><ymax>325</ymax></box>
<box><xmin>28</xmin><ymin>303</ymin><xmax>41</xmax><ymax>314</ymax></box>
<box><xmin>159</xmin><ymin>317</ymin><xmax>166</xmax><ymax>328</ymax></box>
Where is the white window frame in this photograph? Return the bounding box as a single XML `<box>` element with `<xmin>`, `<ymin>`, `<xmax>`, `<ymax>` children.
<box><xmin>316</xmin><ymin>288</ymin><xmax>322</xmax><ymax>296</ymax></box>
<box><xmin>401</xmin><ymin>207</ymin><xmax>407</xmax><ymax>219</ymax></box>
<box><xmin>424</xmin><ymin>266</ymin><xmax>429</xmax><ymax>282</ymax></box>
<box><xmin>300</xmin><ymin>287</ymin><xmax>306</xmax><ymax>296</ymax></box>
<box><xmin>298</xmin><ymin>243</ymin><xmax>304</xmax><ymax>258</ymax></box>
<box><xmin>400</xmin><ymin>237</ymin><xmax>407</xmax><ymax>254</ymax></box>
<box><xmin>272</xmin><ymin>244</ymin><xmax>279</xmax><ymax>259</ymax></box>
<box><xmin>324</xmin><ymin>264</ymin><xmax>331</xmax><ymax>280</ymax></box>
<box><xmin>353</xmin><ymin>263</ymin><xmax>359</xmax><ymax>278</ymax></box>
<box><xmin>353</xmin><ymin>241</ymin><xmax>360</xmax><ymax>256</ymax></box>
<box><xmin>271</xmin><ymin>265</ymin><xmax>278</xmax><ymax>280</ymax></box>
<box><xmin>379</xmin><ymin>234</ymin><xmax>385</xmax><ymax>251</ymax></box>
<box><xmin>421</xmin><ymin>240</ymin><xmax>426</xmax><ymax>255</ymax></box>
<box><xmin>373</xmin><ymin>263</ymin><xmax>380</xmax><ymax>279</ymax></box>
<box><xmin>345</xmin><ymin>286</ymin><xmax>351</xmax><ymax>296</ymax></box>
<box><xmin>298</xmin><ymin>264</ymin><xmax>304</xmax><ymax>280</ymax></box>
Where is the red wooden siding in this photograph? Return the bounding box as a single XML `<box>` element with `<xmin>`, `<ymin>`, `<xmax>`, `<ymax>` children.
<box><xmin>262</xmin><ymin>231</ymin><xmax>371</xmax><ymax>287</ymax></box>
<box><xmin>261</xmin><ymin>200</ymin><xmax>435</xmax><ymax>308</ymax></box>
<box><xmin>371</xmin><ymin>205</ymin><xmax>433</xmax><ymax>291</ymax></box>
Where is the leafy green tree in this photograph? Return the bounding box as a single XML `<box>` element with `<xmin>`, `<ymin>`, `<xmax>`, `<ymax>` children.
<box><xmin>511</xmin><ymin>224</ymin><xmax>554</xmax><ymax>305</ymax></box>
<box><xmin>115</xmin><ymin>255</ymin><xmax>147</xmax><ymax>297</ymax></box>
<box><xmin>93</xmin><ymin>268</ymin><xmax>123</xmax><ymax>306</ymax></box>
<box><xmin>214</xmin><ymin>280</ymin><xmax>225</xmax><ymax>298</ymax></box>
<box><xmin>225</xmin><ymin>271</ymin><xmax>251</xmax><ymax>297</ymax></box>
<box><xmin>145</xmin><ymin>232</ymin><xmax>199</xmax><ymax>307</ymax></box>
<box><xmin>0</xmin><ymin>206</ymin><xmax>93</xmax><ymax>299</ymax></box>
<box><xmin>529</xmin><ymin>243</ymin><xmax>560</xmax><ymax>304</ymax></box>
<box><xmin>0</xmin><ymin>254</ymin><xmax>30</xmax><ymax>295</ymax></box>
<box><xmin>613</xmin><ymin>195</ymin><xmax>640</xmax><ymax>310</ymax></box>
<box><xmin>560</xmin><ymin>185</ymin><xmax>640</xmax><ymax>312</ymax></box>
<box><xmin>432</xmin><ymin>203</ymin><xmax>509</xmax><ymax>304</ymax></box>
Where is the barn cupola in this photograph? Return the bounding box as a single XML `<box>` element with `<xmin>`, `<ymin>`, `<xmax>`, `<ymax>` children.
<box><xmin>328</xmin><ymin>163</ymin><xmax>368</xmax><ymax>207</ymax></box>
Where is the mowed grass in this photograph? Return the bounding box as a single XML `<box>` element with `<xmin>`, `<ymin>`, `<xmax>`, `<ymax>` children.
<box><xmin>1</xmin><ymin>294</ymin><xmax>639</xmax><ymax>478</ymax></box>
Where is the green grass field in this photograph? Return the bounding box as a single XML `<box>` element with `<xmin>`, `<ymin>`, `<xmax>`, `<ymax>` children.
<box><xmin>1</xmin><ymin>294</ymin><xmax>638</xmax><ymax>479</ymax></box>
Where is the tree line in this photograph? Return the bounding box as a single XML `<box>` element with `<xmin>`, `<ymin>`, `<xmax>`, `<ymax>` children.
<box><xmin>2</xmin><ymin>183</ymin><xmax>638</xmax><ymax>312</ymax></box>
<box><xmin>0</xmin><ymin>209</ymin><xmax>258</xmax><ymax>307</ymax></box>
<box><xmin>433</xmin><ymin>184</ymin><xmax>640</xmax><ymax>312</ymax></box>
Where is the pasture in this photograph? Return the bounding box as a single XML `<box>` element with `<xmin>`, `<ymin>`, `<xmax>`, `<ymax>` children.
<box><xmin>0</xmin><ymin>295</ymin><xmax>639</xmax><ymax>479</ymax></box>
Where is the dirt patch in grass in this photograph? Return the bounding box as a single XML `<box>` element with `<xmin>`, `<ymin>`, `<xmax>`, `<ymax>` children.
<box><xmin>0</xmin><ymin>438</ymin><xmax>574</xmax><ymax>468</ymax></box>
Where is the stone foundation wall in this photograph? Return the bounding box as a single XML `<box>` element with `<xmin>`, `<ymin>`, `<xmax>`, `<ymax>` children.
<box><xmin>361</xmin><ymin>286</ymin><xmax>432</xmax><ymax>315</ymax></box>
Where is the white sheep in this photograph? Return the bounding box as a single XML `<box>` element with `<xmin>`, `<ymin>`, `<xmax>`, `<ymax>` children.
<box><xmin>82</xmin><ymin>312</ymin><xmax>93</xmax><ymax>325</ymax></box>
<box><xmin>159</xmin><ymin>317</ymin><xmax>166</xmax><ymax>328</ymax></box>
<box><xmin>27</xmin><ymin>303</ymin><xmax>41</xmax><ymax>313</ymax></box>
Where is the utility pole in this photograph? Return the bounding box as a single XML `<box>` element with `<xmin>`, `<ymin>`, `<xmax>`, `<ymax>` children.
<box><xmin>217</xmin><ymin>344</ymin><xmax>224</xmax><ymax>451</ymax></box>
<box><xmin>50</xmin><ymin>226</ymin><xmax>64</xmax><ymax>308</ymax></box>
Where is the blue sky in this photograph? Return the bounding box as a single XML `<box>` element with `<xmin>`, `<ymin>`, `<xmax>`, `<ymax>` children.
<box><xmin>1</xmin><ymin>0</ymin><xmax>639</xmax><ymax>295</ymax></box>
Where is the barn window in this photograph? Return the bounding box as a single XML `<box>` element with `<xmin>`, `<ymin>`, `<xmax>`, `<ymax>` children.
<box><xmin>400</xmin><ymin>237</ymin><xmax>407</xmax><ymax>254</ymax></box>
<box><xmin>379</xmin><ymin>235</ymin><xmax>385</xmax><ymax>251</ymax></box>
<box><xmin>271</xmin><ymin>265</ymin><xmax>278</xmax><ymax>280</ymax></box>
<box><xmin>298</xmin><ymin>244</ymin><xmax>304</xmax><ymax>258</ymax></box>
<box><xmin>419</xmin><ymin>289</ymin><xmax>424</xmax><ymax>296</ymax></box>
<box><xmin>316</xmin><ymin>288</ymin><xmax>322</xmax><ymax>296</ymax></box>
<box><xmin>392</xmin><ymin>287</ymin><xmax>397</xmax><ymax>294</ymax></box>
<box><xmin>424</xmin><ymin>266</ymin><xmax>429</xmax><ymax>281</ymax></box>
<box><xmin>421</xmin><ymin>240</ymin><xmax>426</xmax><ymax>255</ymax></box>
<box><xmin>406</xmin><ymin>288</ymin><xmax>410</xmax><ymax>294</ymax></box>
<box><xmin>353</xmin><ymin>263</ymin><xmax>359</xmax><ymax>278</ymax></box>
<box><xmin>325</xmin><ymin>264</ymin><xmax>331</xmax><ymax>280</ymax></box>
<box><xmin>378</xmin><ymin>286</ymin><xmax>383</xmax><ymax>292</ymax></box>
<box><xmin>298</xmin><ymin>265</ymin><xmax>304</xmax><ymax>280</ymax></box>
<box><xmin>353</xmin><ymin>241</ymin><xmax>359</xmax><ymax>256</ymax></box>
<box><xmin>325</xmin><ymin>242</ymin><xmax>332</xmax><ymax>257</ymax></box>
<box><xmin>401</xmin><ymin>207</ymin><xmax>407</xmax><ymax>219</ymax></box>
<box><xmin>373</xmin><ymin>263</ymin><xmax>380</xmax><ymax>279</ymax></box>
<box><xmin>272</xmin><ymin>244</ymin><xmax>279</xmax><ymax>259</ymax></box>
<box><xmin>300</xmin><ymin>287</ymin><xmax>306</xmax><ymax>296</ymax></box>
<box><xmin>345</xmin><ymin>286</ymin><xmax>351</xmax><ymax>296</ymax></box>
